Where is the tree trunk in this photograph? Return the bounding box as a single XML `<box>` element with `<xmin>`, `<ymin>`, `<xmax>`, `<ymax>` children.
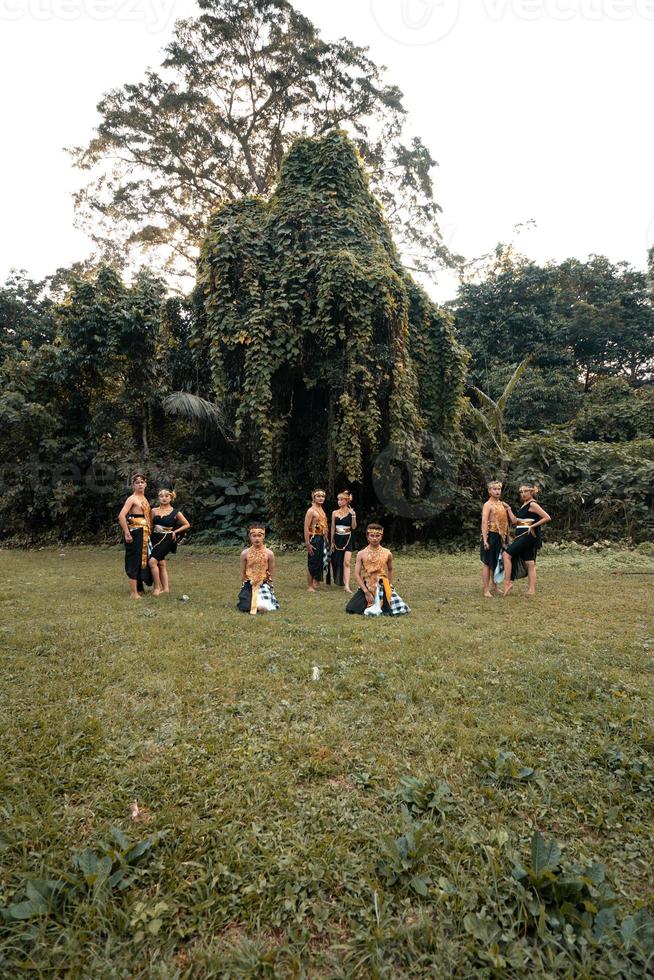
<box><xmin>142</xmin><ymin>410</ymin><xmax>149</xmax><ymax>457</ymax></box>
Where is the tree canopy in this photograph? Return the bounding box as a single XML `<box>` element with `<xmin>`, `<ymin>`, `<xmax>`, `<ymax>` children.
<box><xmin>70</xmin><ymin>0</ymin><xmax>453</xmax><ymax>281</ymax></box>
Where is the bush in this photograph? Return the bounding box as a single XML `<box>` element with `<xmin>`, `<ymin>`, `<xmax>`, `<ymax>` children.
<box><xmin>507</xmin><ymin>433</ymin><xmax>654</xmax><ymax>542</ymax></box>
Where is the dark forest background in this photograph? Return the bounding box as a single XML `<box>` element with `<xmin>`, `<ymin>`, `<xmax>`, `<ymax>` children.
<box><xmin>1</xmin><ymin>0</ymin><xmax>653</xmax><ymax>547</ymax></box>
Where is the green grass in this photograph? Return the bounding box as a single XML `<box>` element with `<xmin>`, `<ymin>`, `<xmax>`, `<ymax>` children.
<box><xmin>1</xmin><ymin>545</ymin><xmax>653</xmax><ymax>978</ymax></box>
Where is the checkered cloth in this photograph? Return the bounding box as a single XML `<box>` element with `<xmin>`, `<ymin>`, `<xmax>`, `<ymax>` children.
<box><xmin>364</xmin><ymin>580</ymin><xmax>410</xmax><ymax>616</ymax></box>
<box><xmin>256</xmin><ymin>581</ymin><xmax>280</xmax><ymax>612</ymax></box>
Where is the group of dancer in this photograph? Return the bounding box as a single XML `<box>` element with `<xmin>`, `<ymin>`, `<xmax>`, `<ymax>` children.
<box><xmin>480</xmin><ymin>480</ymin><xmax>551</xmax><ymax>597</ymax></box>
<box><xmin>302</xmin><ymin>488</ymin><xmax>410</xmax><ymax>616</ymax></box>
<box><xmin>118</xmin><ymin>474</ymin><xmax>191</xmax><ymax>598</ymax></box>
<box><xmin>118</xmin><ymin>475</ymin><xmax>550</xmax><ymax>613</ymax></box>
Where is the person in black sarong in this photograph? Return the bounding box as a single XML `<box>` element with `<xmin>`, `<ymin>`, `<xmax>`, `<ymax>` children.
<box><xmin>304</xmin><ymin>488</ymin><xmax>330</xmax><ymax>591</ymax></box>
<box><xmin>502</xmin><ymin>484</ymin><xmax>551</xmax><ymax>597</ymax></box>
<box><xmin>148</xmin><ymin>488</ymin><xmax>191</xmax><ymax>596</ymax></box>
<box><xmin>118</xmin><ymin>473</ymin><xmax>153</xmax><ymax>598</ymax></box>
<box><xmin>480</xmin><ymin>480</ymin><xmax>511</xmax><ymax>597</ymax></box>
<box><xmin>330</xmin><ymin>490</ymin><xmax>357</xmax><ymax>593</ymax></box>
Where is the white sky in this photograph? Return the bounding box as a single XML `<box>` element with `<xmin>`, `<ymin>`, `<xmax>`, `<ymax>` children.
<box><xmin>2</xmin><ymin>0</ymin><xmax>653</xmax><ymax>302</ymax></box>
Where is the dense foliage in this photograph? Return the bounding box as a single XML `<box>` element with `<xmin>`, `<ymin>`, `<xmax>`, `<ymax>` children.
<box><xmin>2</xmin><ymin>155</ymin><xmax>653</xmax><ymax>545</ymax></box>
<box><xmin>197</xmin><ymin>130</ymin><xmax>467</xmax><ymax>530</ymax></box>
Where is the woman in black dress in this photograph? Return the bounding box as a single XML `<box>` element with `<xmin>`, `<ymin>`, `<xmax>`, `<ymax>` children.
<box><xmin>149</xmin><ymin>489</ymin><xmax>190</xmax><ymax>596</ymax></box>
<box><xmin>502</xmin><ymin>484</ymin><xmax>551</xmax><ymax>596</ymax></box>
<box><xmin>330</xmin><ymin>490</ymin><xmax>357</xmax><ymax>592</ymax></box>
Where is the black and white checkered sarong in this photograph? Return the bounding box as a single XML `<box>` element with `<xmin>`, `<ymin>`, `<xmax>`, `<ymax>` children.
<box><xmin>363</xmin><ymin>580</ymin><xmax>410</xmax><ymax>616</ymax></box>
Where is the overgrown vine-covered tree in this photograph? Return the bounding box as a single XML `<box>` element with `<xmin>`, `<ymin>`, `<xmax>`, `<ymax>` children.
<box><xmin>197</xmin><ymin>130</ymin><xmax>466</xmax><ymax>524</ymax></box>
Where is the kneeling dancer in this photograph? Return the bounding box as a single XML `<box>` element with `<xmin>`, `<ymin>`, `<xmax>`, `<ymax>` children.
<box><xmin>237</xmin><ymin>524</ymin><xmax>280</xmax><ymax>615</ymax></box>
<box><xmin>346</xmin><ymin>523</ymin><xmax>410</xmax><ymax>616</ymax></box>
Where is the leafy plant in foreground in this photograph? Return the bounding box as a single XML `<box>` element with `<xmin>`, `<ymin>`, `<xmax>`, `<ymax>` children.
<box><xmin>1</xmin><ymin>828</ymin><xmax>163</xmax><ymax>923</ymax></box>
<box><xmin>476</xmin><ymin>750</ymin><xmax>539</xmax><ymax>788</ymax></box>
<box><xmin>512</xmin><ymin>830</ymin><xmax>617</xmax><ymax>935</ymax></box>
<box><xmin>395</xmin><ymin>775</ymin><xmax>453</xmax><ymax>820</ymax></box>
<box><xmin>376</xmin><ymin>809</ymin><xmax>432</xmax><ymax>896</ymax></box>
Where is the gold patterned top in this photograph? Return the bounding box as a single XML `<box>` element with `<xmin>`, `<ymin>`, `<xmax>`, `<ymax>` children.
<box><xmin>310</xmin><ymin>508</ymin><xmax>328</xmax><ymax>537</ymax></box>
<box><xmin>487</xmin><ymin>500</ymin><xmax>509</xmax><ymax>537</ymax></box>
<box><xmin>362</xmin><ymin>546</ymin><xmax>391</xmax><ymax>589</ymax></box>
<box><xmin>245</xmin><ymin>547</ymin><xmax>269</xmax><ymax>588</ymax></box>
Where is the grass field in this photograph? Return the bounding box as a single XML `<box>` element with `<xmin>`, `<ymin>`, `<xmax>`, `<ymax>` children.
<box><xmin>1</xmin><ymin>545</ymin><xmax>653</xmax><ymax>978</ymax></box>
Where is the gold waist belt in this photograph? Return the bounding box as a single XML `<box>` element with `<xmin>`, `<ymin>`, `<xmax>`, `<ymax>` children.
<box><xmin>153</xmin><ymin>525</ymin><xmax>173</xmax><ymax>534</ymax></box>
<box><xmin>335</xmin><ymin>525</ymin><xmax>350</xmax><ymax>535</ymax></box>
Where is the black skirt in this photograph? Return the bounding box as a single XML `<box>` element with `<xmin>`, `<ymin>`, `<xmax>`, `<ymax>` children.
<box><xmin>331</xmin><ymin>539</ymin><xmax>353</xmax><ymax>586</ymax></box>
<box><xmin>308</xmin><ymin>534</ymin><xmax>330</xmax><ymax>583</ymax></box>
<box><xmin>505</xmin><ymin>529</ymin><xmax>541</xmax><ymax>564</ymax></box>
<box><xmin>124</xmin><ymin>528</ymin><xmax>153</xmax><ymax>590</ymax></box>
<box><xmin>480</xmin><ymin>530</ymin><xmax>503</xmax><ymax>571</ymax></box>
<box><xmin>150</xmin><ymin>532</ymin><xmax>178</xmax><ymax>562</ymax></box>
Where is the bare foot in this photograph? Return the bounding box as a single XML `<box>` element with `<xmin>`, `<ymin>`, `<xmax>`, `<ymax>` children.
<box><xmin>502</xmin><ymin>582</ymin><xmax>513</xmax><ymax>597</ymax></box>
<box><xmin>129</xmin><ymin>594</ymin><xmax>142</xmax><ymax>600</ymax></box>
<box><xmin>525</xmin><ymin>591</ymin><xmax>535</xmax><ymax>597</ymax></box>
<box><xmin>307</xmin><ymin>587</ymin><xmax>316</xmax><ymax>593</ymax></box>
<box><xmin>483</xmin><ymin>590</ymin><xmax>493</xmax><ymax>598</ymax></box>
<box><xmin>162</xmin><ymin>589</ymin><xmax>170</xmax><ymax>594</ymax></box>
<box><xmin>153</xmin><ymin>588</ymin><xmax>162</xmax><ymax>597</ymax></box>
<box><xmin>344</xmin><ymin>587</ymin><xmax>353</xmax><ymax>594</ymax></box>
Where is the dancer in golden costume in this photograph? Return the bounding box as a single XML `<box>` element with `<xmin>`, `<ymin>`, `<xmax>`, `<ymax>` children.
<box><xmin>118</xmin><ymin>473</ymin><xmax>153</xmax><ymax>598</ymax></box>
<box><xmin>304</xmin><ymin>488</ymin><xmax>330</xmax><ymax>591</ymax></box>
<box><xmin>480</xmin><ymin>480</ymin><xmax>511</xmax><ymax>598</ymax></box>
<box><xmin>346</xmin><ymin>524</ymin><xmax>410</xmax><ymax>616</ymax></box>
<box><xmin>237</xmin><ymin>524</ymin><xmax>280</xmax><ymax>614</ymax></box>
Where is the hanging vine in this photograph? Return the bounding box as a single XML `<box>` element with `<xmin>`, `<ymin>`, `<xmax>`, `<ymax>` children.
<box><xmin>197</xmin><ymin>130</ymin><xmax>466</xmax><ymax>521</ymax></box>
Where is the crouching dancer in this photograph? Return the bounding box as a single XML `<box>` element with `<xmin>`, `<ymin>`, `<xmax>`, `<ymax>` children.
<box><xmin>346</xmin><ymin>524</ymin><xmax>410</xmax><ymax>616</ymax></box>
<box><xmin>237</xmin><ymin>524</ymin><xmax>280</xmax><ymax>615</ymax></box>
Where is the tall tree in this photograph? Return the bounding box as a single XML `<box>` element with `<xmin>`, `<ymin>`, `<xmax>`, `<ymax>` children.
<box><xmin>69</xmin><ymin>0</ymin><xmax>454</xmax><ymax>281</ymax></box>
<box><xmin>197</xmin><ymin>130</ymin><xmax>466</xmax><ymax>528</ymax></box>
<box><xmin>557</xmin><ymin>256</ymin><xmax>654</xmax><ymax>388</ymax></box>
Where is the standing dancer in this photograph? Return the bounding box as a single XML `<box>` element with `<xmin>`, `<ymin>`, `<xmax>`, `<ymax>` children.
<box><xmin>149</xmin><ymin>488</ymin><xmax>191</xmax><ymax>596</ymax></box>
<box><xmin>480</xmin><ymin>480</ymin><xmax>510</xmax><ymax>598</ymax></box>
<box><xmin>502</xmin><ymin>484</ymin><xmax>551</xmax><ymax>597</ymax></box>
<box><xmin>118</xmin><ymin>473</ymin><xmax>153</xmax><ymax>598</ymax></box>
<box><xmin>346</xmin><ymin>524</ymin><xmax>410</xmax><ymax>616</ymax></box>
<box><xmin>330</xmin><ymin>490</ymin><xmax>357</xmax><ymax>592</ymax></box>
<box><xmin>237</xmin><ymin>524</ymin><xmax>280</xmax><ymax>614</ymax></box>
<box><xmin>304</xmin><ymin>488</ymin><xmax>330</xmax><ymax>591</ymax></box>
